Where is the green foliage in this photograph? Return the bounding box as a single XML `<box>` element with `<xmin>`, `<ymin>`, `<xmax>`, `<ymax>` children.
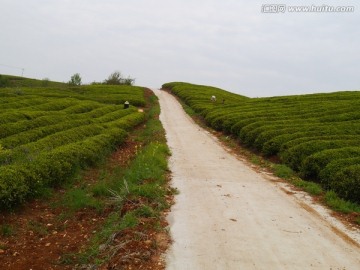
<box><xmin>62</xmin><ymin>188</ymin><xmax>103</xmax><ymax>211</ymax></box>
<box><xmin>273</xmin><ymin>164</ymin><xmax>293</xmax><ymax>179</ymax></box>
<box><xmin>134</xmin><ymin>205</ymin><xmax>157</xmax><ymax>218</ymax></box>
<box><xmin>0</xmin><ymin>224</ymin><xmax>15</xmax><ymax>237</ymax></box>
<box><xmin>163</xmin><ymin>82</ymin><xmax>360</xmax><ymax>204</ymax></box>
<box><xmin>91</xmin><ymin>181</ymin><xmax>111</xmax><ymax>198</ymax></box>
<box><xmin>330</xmin><ymin>165</ymin><xmax>360</xmax><ymax>203</ymax></box>
<box><xmin>68</xmin><ymin>73</ymin><xmax>82</xmax><ymax>86</ymax></box>
<box><xmin>282</xmin><ymin>139</ymin><xmax>360</xmax><ymax>171</ymax></box>
<box><xmin>301</xmin><ymin>147</ymin><xmax>360</xmax><ymax>180</ymax></box>
<box><xmin>250</xmin><ymin>155</ymin><xmax>262</xmax><ymax>166</ymax></box>
<box><xmin>118</xmin><ymin>211</ymin><xmax>138</xmax><ymax>229</ymax></box>
<box><xmin>103</xmin><ymin>71</ymin><xmax>135</xmax><ymax>86</ymax></box>
<box><xmin>41</xmin><ymin>78</ymin><xmax>50</xmax><ymax>87</ymax></box>
<box><xmin>319</xmin><ymin>157</ymin><xmax>360</xmax><ymax>189</ymax></box>
<box><xmin>324</xmin><ymin>191</ymin><xmax>360</xmax><ymax>213</ymax></box>
<box><xmin>0</xmin><ymin>74</ymin><xmax>10</xmax><ymax>87</ymax></box>
<box><xmin>291</xmin><ymin>178</ymin><xmax>323</xmax><ymax>195</ymax></box>
<box><xmin>124</xmin><ymin>143</ymin><xmax>169</xmax><ymax>184</ymax></box>
<box><xmin>0</xmin><ymin>165</ymin><xmax>30</xmax><ymax>207</ymax></box>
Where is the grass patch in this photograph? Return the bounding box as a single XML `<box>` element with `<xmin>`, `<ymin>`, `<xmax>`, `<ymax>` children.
<box><xmin>324</xmin><ymin>191</ymin><xmax>360</xmax><ymax>214</ymax></box>
<box><xmin>118</xmin><ymin>211</ymin><xmax>139</xmax><ymax>230</ymax></box>
<box><xmin>32</xmin><ymin>186</ymin><xmax>54</xmax><ymax>200</ymax></box>
<box><xmin>75</xmin><ymin>141</ymin><xmax>170</xmax><ymax>265</ymax></box>
<box><xmin>135</xmin><ymin>94</ymin><xmax>166</xmax><ymax>145</ymax></box>
<box><xmin>61</xmin><ymin>188</ymin><xmax>103</xmax><ymax>212</ymax></box>
<box><xmin>303</xmin><ymin>182</ymin><xmax>323</xmax><ymax>196</ymax></box>
<box><xmin>273</xmin><ymin>164</ymin><xmax>293</xmax><ymax>179</ymax></box>
<box><xmin>291</xmin><ymin>178</ymin><xmax>323</xmax><ymax>195</ymax></box>
<box><xmin>134</xmin><ymin>205</ymin><xmax>157</xmax><ymax>218</ymax></box>
<box><xmin>124</xmin><ymin>143</ymin><xmax>169</xmax><ymax>185</ymax></box>
<box><xmin>0</xmin><ymin>224</ymin><xmax>15</xmax><ymax>237</ymax></box>
<box><xmin>250</xmin><ymin>155</ymin><xmax>262</xmax><ymax>165</ymax></box>
<box><xmin>220</xmin><ymin>135</ymin><xmax>238</xmax><ymax>149</ymax></box>
<box><xmin>249</xmin><ymin>154</ymin><xmax>271</xmax><ymax>168</ymax></box>
<box><xmin>91</xmin><ymin>181</ymin><xmax>111</xmax><ymax>197</ymax></box>
<box><xmin>28</xmin><ymin>220</ymin><xmax>48</xmax><ymax>236</ymax></box>
<box><xmin>107</xmin><ymin>180</ymin><xmax>130</xmax><ymax>208</ymax></box>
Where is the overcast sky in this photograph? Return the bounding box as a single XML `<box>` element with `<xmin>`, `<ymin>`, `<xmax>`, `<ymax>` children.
<box><xmin>1</xmin><ymin>0</ymin><xmax>359</xmax><ymax>97</ymax></box>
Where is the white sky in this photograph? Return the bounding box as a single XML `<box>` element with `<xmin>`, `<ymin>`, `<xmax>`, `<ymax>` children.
<box><xmin>1</xmin><ymin>0</ymin><xmax>359</xmax><ymax>97</ymax></box>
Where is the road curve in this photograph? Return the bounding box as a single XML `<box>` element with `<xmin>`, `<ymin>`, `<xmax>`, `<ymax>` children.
<box><xmin>154</xmin><ymin>89</ymin><xmax>360</xmax><ymax>270</ymax></box>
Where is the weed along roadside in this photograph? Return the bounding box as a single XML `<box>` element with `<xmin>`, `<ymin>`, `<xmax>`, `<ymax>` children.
<box><xmin>82</xmin><ymin>90</ymin><xmax>174</xmax><ymax>269</ymax></box>
<box><xmin>0</xmin><ymin>86</ymin><xmax>174</xmax><ymax>269</ymax></box>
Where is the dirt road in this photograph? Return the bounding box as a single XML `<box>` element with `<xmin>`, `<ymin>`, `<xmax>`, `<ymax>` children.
<box><xmin>154</xmin><ymin>89</ymin><xmax>360</xmax><ymax>270</ymax></box>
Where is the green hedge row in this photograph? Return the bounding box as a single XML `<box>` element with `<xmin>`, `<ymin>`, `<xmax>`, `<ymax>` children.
<box><xmin>0</xmin><ymin>108</ymin><xmax>137</xmax><ymax>147</ymax></box>
<box><xmin>0</xmin><ymin>104</ymin><xmax>131</xmax><ymax>139</ymax></box>
<box><xmin>0</xmin><ymin>74</ymin><xmax>66</xmax><ymax>88</ymax></box>
<box><xmin>253</xmin><ymin>122</ymin><xmax>360</xmax><ymax>154</ymax></box>
<box><xmin>282</xmin><ymin>139</ymin><xmax>360</xmax><ymax>170</ymax></box>
<box><xmin>3</xmin><ymin>124</ymin><xmax>107</xmax><ymax>165</ymax></box>
<box><xmin>0</xmin><ymin>119</ymin><xmax>94</xmax><ymax>150</ymax></box>
<box><xmin>0</xmin><ymin>128</ymin><xmax>127</xmax><ymax>207</ymax></box>
<box><xmin>1</xmin><ymin>113</ymin><xmax>84</xmax><ymax>139</ymax></box>
<box><xmin>0</xmin><ymin>111</ymin><xmax>49</xmax><ymax>125</ymax></box>
<box><xmin>0</xmin><ymin>112</ymin><xmax>145</xmax><ymax>208</ymax></box>
<box><xmin>329</xmin><ymin>165</ymin><xmax>360</xmax><ymax>202</ymax></box>
<box><xmin>0</xmin><ymin>85</ymin><xmax>146</xmax><ymax>108</ymax></box>
<box><xmin>0</xmin><ymin>97</ymin><xmax>46</xmax><ymax>110</ymax></box>
<box><xmin>0</xmin><ymin>111</ymin><xmax>144</xmax><ymax>164</ymax></box>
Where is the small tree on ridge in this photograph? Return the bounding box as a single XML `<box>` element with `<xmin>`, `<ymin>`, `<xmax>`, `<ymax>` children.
<box><xmin>69</xmin><ymin>73</ymin><xmax>82</xmax><ymax>86</ymax></box>
<box><xmin>104</xmin><ymin>71</ymin><xmax>135</xmax><ymax>86</ymax></box>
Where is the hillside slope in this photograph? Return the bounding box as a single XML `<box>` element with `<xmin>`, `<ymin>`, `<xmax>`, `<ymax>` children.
<box><xmin>0</xmin><ymin>74</ymin><xmax>66</xmax><ymax>88</ymax></box>
<box><xmin>162</xmin><ymin>82</ymin><xmax>360</xmax><ymax>204</ymax></box>
<box><xmin>0</xmin><ymin>85</ymin><xmax>145</xmax><ymax>207</ymax></box>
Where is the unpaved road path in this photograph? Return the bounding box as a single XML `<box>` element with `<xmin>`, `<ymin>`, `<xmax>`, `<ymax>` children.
<box><xmin>154</xmin><ymin>89</ymin><xmax>360</xmax><ymax>270</ymax></box>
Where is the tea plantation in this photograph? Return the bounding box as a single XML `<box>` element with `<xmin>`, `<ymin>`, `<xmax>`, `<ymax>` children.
<box><xmin>0</xmin><ymin>84</ymin><xmax>145</xmax><ymax>207</ymax></box>
<box><xmin>163</xmin><ymin>82</ymin><xmax>360</xmax><ymax>204</ymax></box>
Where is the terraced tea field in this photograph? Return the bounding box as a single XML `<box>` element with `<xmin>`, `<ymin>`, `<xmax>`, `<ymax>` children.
<box><xmin>163</xmin><ymin>82</ymin><xmax>360</xmax><ymax>204</ymax></box>
<box><xmin>0</xmin><ymin>85</ymin><xmax>146</xmax><ymax>207</ymax></box>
